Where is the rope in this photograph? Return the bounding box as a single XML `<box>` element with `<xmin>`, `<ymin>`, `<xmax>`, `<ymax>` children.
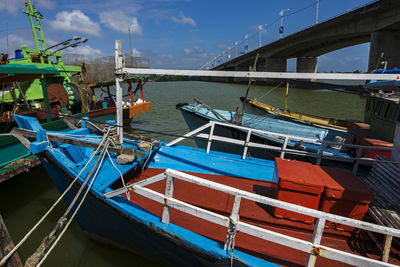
<box><xmin>141</xmin><ymin>142</ymin><xmax>154</xmax><ymax>172</ymax></box>
<box><xmin>99</xmin><ymin>87</ymin><xmax>131</xmax><ymax>98</ymax></box>
<box><xmin>224</xmin><ymin>217</ymin><xmax>238</xmax><ymax>267</ymax></box>
<box><xmin>35</xmin><ymin>140</ymin><xmax>111</xmax><ymax>267</ymax></box>
<box><xmin>63</xmin><ymin>128</ymin><xmax>111</xmax><ymax>216</ymax></box>
<box><xmin>87</xmin><ymin>120</ymin><xmax>105</xmax><ymax>132</ymax></box>
<box><xmin>0</xmin><ymin>130</ymin><xmax>109</xmax><ymax>266</ymax></box>
<box><xmin>256</xmin><ymin>81</ymin><xmax>284</xmax><ymax>100</ymax></box>
<box><xmin>107</xmin><ymin>150</ymin><xmax>130</xmax><ymax>200</ymax></box>
<box><xmin>26</xmin><ymin>135</ymin><xmax>111</xmax><ymax>267</ymax></box>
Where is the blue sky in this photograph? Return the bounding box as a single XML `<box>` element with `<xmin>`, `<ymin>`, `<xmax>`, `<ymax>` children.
<box><xmin>0</xmin><ymin>0</ymin><xmax>372</xmax><ymax>71</ymax></box>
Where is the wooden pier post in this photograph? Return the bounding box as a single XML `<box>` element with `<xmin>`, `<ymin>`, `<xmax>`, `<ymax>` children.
<box><xmin>0</xmin><ymin>214</ymin><xmax>22</xmax><ymax>267</ymax></box>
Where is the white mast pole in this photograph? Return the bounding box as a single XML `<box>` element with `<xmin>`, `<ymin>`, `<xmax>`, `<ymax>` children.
<box><xmin>115</xmin><ymin>40</ymin><xmax>124</xmax><ymax>144</ymax></box>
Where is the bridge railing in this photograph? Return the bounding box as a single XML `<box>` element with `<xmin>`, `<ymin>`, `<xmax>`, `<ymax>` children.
<box><xmin>202</xmin><ymin>0</ymin><xmax>380</xmax><ymax>70</ymax></box>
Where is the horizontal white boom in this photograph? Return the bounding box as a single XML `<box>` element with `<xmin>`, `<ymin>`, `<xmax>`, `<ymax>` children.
<box><xmin>120</xmin><ymin>67</ymin><xmax>400</xmax><ymax>81</ymax></box>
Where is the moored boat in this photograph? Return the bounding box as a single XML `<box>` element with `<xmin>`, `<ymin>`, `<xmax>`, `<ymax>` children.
<box><xmin>7</xmin><ymin>114</ymin><xmax>400</xmax><ymax>266</ymax></box>
<box><xmin>4</xmin><ymin>41</ymin><xmax>400</xmax><ymax>266</ymax></box>
<box><xmin>0</xmin><ymin>63</ymin><xmax>117</xmax><ymax>183</ymax></box>
<box><xmin>177</xmin><ymin>100</ymin><xmax>350</xmax><ymax>161</ymax></box>
<box><xmin>239</xmin><ymin>81</ymin><xmax>349</xmax><ymax>132</ymax></box>
<box><xmin>0</xmin><ymin>0</ymin><xmax>120</xmax><ymax>183</ymax></box>
<box><xmin>344</xmin><ymin>70</ymin><xmax>400</xmax><ymax>160</ymax></box>
<box><xmin>89</xmin><ymin>78</ymin><xmax>152</xmax><ymax>125</ymax></box>
<box><xmin>240</xmin><ymin>96</ymin><xmax>349</xmax><ymax>131</ymax></box>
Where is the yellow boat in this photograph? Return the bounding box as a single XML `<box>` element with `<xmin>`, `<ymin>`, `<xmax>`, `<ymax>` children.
<box><xmin>240</xmin><ymin>83</ymin><xmax>348</xmax><ymax>132</ymax></box>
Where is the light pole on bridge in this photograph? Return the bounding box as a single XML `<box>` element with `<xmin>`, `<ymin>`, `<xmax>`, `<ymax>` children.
<box><xmin>235</xmin><ymin>41</ymin><xmax>238</xmax><ymax>57</ymax></box>
<box><xmin>245</xmin><ymin>34</ymin><xmax>248</xmax><ymax>53</ymax></box>
<box><xmin>259</xmin><ymin>24</ymin><xmax>267</xmax><ymax>48</ymax></box>
<box><xmin>279</xmin><ymin>8</ymin><xmax>290</xmax><ymax>39</ymax></box>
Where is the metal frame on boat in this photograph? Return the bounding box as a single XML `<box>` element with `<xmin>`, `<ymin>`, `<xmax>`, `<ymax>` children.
<box><xmin>105</xmin><ymin>168</ymin><xmax>400</xmax><ymax>267</ymax></box>
<box><xmin>166</xmin><ymin>120</ymin><xmax>393</xmax><ymax>174</ymax></box>
<box><xmin>111</xmin><ymin>40</ymin><xmax>400</xmax><ymax>264</ymax></box>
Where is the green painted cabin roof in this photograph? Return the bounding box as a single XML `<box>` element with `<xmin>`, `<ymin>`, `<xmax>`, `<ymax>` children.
<box><xmin>0</xmin><ymin>63</ymin><xmax>60</xmax><ymax>83</ymax></box>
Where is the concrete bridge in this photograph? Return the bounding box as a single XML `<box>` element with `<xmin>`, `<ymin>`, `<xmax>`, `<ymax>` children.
<box><xmin>213</xmin><ymin>0</ymin><xmax>400</xmax><ymax>73</ymax></box>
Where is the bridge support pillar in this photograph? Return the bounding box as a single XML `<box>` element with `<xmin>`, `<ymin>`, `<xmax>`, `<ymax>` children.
<box><xmin>258</xmin><ymin>57</ymin><xmax>287</xmax><ymax>72</ymax></box>
<box><xmin>369</xmin><ymin>30</ymin><xmax>400</xmax><ymax>72</ymax></box>
<box><xmin>296</xmin><ymin>56</ymin><xmax>318</xmax><ymax>73</ymax></box>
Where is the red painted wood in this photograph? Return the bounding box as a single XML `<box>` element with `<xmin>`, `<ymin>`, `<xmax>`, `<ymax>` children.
<box><xmin>128</xmin><ymin>81</ymin><xmax>134</xmax><ymax>105</ymax></box>
<box><xmin>355</xmin><ymin>136</ymin><xmax>393</xmax><ymax>159</ymax></box>
<box><xmin>316</xmin><ymin>166</ymin><xmax>373</xmax><ymax>231</ymax></box>
<box><xmin>118</xmin><ymin>167</ymin><xmax>400</xmax><ymax>266</ymax></box>
<box><xmin>273</xmin><ymin>158</ymin><xmax>325</xmax><ymax>224</ymax></box>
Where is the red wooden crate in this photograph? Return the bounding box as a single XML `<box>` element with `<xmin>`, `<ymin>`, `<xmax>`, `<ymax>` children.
<box><xmin>355</xmin><ymin>136</ymin><xmax>392</xmax><ymax>159</ymax></box>
<box><xmin>273</xmin><ymin>158</ymin><xmax>324</xmax><ymax>224</ymax></box>
<box><xmin>317</xmin><ymin>166</ymin><xmax>373</xmax><ymax>230</ymax></box>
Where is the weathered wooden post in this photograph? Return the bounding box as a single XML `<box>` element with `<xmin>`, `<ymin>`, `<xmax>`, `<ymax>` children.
<box><xmin>0</xmin><ymin>214</ymin><xmax>22</xmax><ymax>267</ymax></box>
<box><xmin>391</xmin><ymin>122</ymin><xmax>400</xmax><ymax>162</ymax></box>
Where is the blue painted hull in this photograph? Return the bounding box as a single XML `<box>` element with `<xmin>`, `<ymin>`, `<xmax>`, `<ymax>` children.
<box><xmin>9</xmin><ymin>114</ymin><xmax>279</xmax><ymax>266</ymax></box>
<box><xmin>40</xmin><ymin>153</ymin><xmax>216</xmax><ymax>266</ymax></box>
<box><xmin>39</xmin><ymin>148</ymin><xmax>276</xmax><ymax>266</ymax></box>
<box><xmin>0</xmin><ymin>111</ymin><xmax>115</xmax><ymax>168</ymax></box>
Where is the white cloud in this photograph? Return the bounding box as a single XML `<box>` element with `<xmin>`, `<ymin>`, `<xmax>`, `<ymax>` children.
<box><xmin>67</xmin><ymin>45</ymin><xmax>102</xmax><ymax>57</ymax></box>
<box><xmin>171</xmin><ymin>12</ymin><xmax>196</xmax><ymax>26</ymax></box>
<box><xmin>0</xmin><ymin>34</ymin><xmax>33</xmax><ymax>55</ymax></box>
<box><xmin>142</xmin><ymin>46</ymin><xmax>210</xmax><ymax>69</ymax></box>
<box><xmin>62</xmin><ymin>45</ymin><xmax>103</xmax><ymax>62</ymax></box>
<box><xmin>142</xmin><ymin>49</ymin><xmax>175</xmax><ymax>69</ymax></box>
<box><xmin>0</xmin><ymin>0</ymin><xmax>55</xmax><ymax>14</ymax></box>
<box><xmin>36</xmin><ymin>0</ymin><xmax>56</xmax><ymax>9</ymax></box>
<box><xmin>131</xmin><ymin>48</ymin><xmax>141</xmax><ymax>57</ymax></box>
<box><xmin>50</xmin><ymin>10</ymin><xmax>101</xmax><ymax>36</ymax></box>
<box><xmin>318</xmin><ymin>44</ymin><xmax>369</xmax><ymax>72</ymax></box>
<box><xmin>99</xmin><ymin>11</ymin><xmax>142</xmax><ymax>35</ymax></box>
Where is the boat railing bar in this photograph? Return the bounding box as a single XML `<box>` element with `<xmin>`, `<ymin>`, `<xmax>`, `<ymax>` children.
<box><xmin>167</xmin><ymin>121</ymin><xmax>395</xmax><ymax>174</ymax></box>
<box><xmin>105</xmin><ymin>169</ymin><xmax>400</xmax><ymax>267</ymax></box>
<box><xmin>211</xmin><ymin>120</ymin><xmax>320</xmax><ymax>144</ymax></box>
<box><xmin>166</xmin><ymin>122</ymin><xmax>213</xmax><ymax>147</ymax></box>
<box><xmin>119</xmin><ymin>67</ymin><xmax>400</xmax><ymax>81</ymax></box>
<box><xmin>194</xmin><ymin>132</ymin><xmax>386</xmax><ymax>161</ymax></box>
<box><xmin>194</xmin><ymin>132</ymin><xmax>371</xmax><ymax>163</ymax></box>
<box><xmin>211</xmin><ymin>120</ymin><xmax>393</xmax><ymax>152</ymax></box>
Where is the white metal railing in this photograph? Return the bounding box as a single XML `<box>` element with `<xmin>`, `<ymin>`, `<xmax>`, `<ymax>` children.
<box><xmin>105</xmin><ymin>169</ymin><xmax>400</xmax><ymax>267</ymax></box>
<box><xmin>120</xmin><ymin>67</ymin><xmax>400</xmax><ymax>81</ymax></box>
<box><xmin>166</xmin><ymin>120</ymin><xmax>394</xmax><ymax>174</ymax></box>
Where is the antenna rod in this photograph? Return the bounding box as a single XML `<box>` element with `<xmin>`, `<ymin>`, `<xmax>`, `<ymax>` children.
<box><xmin>6</xmin><ymin>22</ymin><xmax>9</xmax><ymax>55</ymax></box>
<box><xmin>128</xmin><ymin>27</ymin><xmax>133</xmax><ymax>66</ymax></box>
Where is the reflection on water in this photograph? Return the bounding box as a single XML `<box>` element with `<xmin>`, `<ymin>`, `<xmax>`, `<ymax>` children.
<box><xmin>0</xmin><ymin>81</ymin><xmax>365</xmax><ymax>266</ymax></box>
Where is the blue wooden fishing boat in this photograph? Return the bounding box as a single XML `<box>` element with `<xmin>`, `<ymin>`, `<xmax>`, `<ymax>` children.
<box><xmin>8</xmin><ymin>114</ymin><xmax>400</xmax><ymax>267</ymax></box>
<box><xmin>5</xmin><ymin>41</ymin><xmax>400</xmax><ymax>267</ymax></box>
<box><xmin>177</xmin><ymin>101</ymin><xmax>349</xmax><ymax>160</ymax></box>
